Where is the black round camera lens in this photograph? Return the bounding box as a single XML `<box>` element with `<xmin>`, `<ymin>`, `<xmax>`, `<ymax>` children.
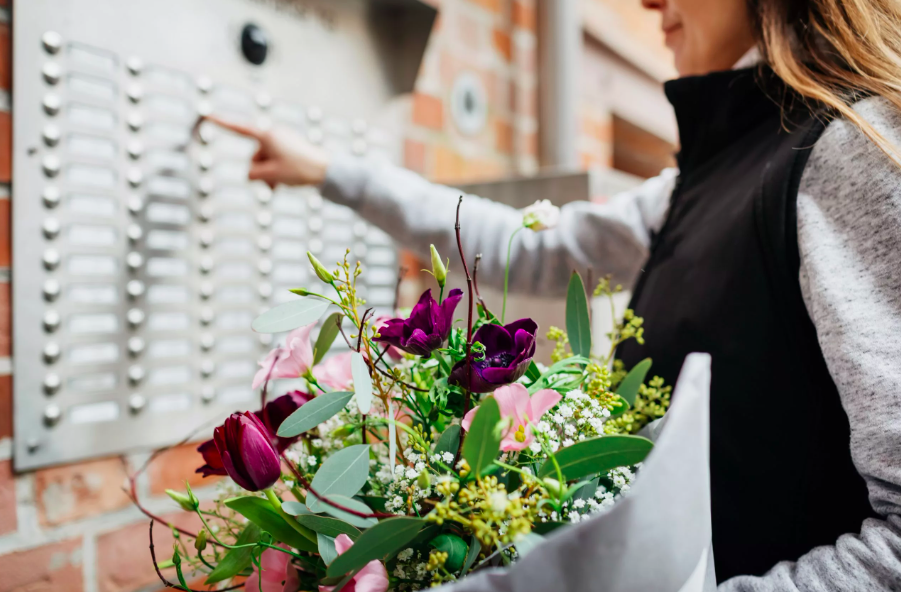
<box><xmin>241</xmin><ymin>23</ymin><xmax>268</xmax><ymax>65</ymax></box>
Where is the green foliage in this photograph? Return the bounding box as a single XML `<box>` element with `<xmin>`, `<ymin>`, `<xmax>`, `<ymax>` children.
<box><xmin>350</xmin><ymin>352</ymin><xmax>373</xmax><ymax>414</ymax></box>
<box><xmin>430</xmin><ymin>534</ymin><xmax>469</xmax><ymax>572</ymax></box>
<box><xmin>538</xmin><ymin>435</ymin><xmax>653</xmax><ymax>481</ymax></box>
<box><xmin>251</xmin><ymin>297</ymin><xmax>330</xmax><ymax>334</ymax></box>
<box><xmin>318</xmin><ymin>533</ymin><xmax>338</xmax><ymax>566</ymax></box>
<box><xmin>205</xmin><ymin>523</ymin><xmax>261</xmax><ymax>584</ymax></box>
<box><xmin>326</xmin><ymin>517</ymin><xmax>426</xmax><ymax>577</ymax></box>
<box><xmin>314</xmin><ymin>313</ymin><xmax>344</xmax><ymax>365</ymax></box>
<box><xmin>616</xmin><ymin>358</ymin><xmax>652</xmax><ymax>407</ymax></box>
<box><xmin>224</xmin><ymin>496</ymin><xmax>317</xmax><ymax>551</ymax></box>
<box><xmin>606</xmin><ymin>374</ymin><xmax>672</xmax><ymax>435</ymax></box>
<box><xmin>292</xmin><ymin>514</ymin><xmax>362</xmax><ymax>540</ymax></box>
<box><xmin>565</xmin><ymin>272</ymin><xmax>592</xmax><ymax>357</ymax></box>
<box><xmin>277</xmin><ymin>391</ymin><xmax>354</xmax><ymax>438</ymax></box>
<box><xmin>462</xmin><ymin>397</ymin><xmax>502</xmax><ymax>476</ymax></box>
<box><xmin>319</xmin><ymin>495</ymin><xmax>377</xmax><ymax>528</ymax></box>
<box><xmin>433</xmin><ymin>425</ymin><xmax>461</xmax><ymax>460</ymax></box>
<box><xmin>306</xmin><ymin>445</ymin><xmax>371</xmax><ymax>513</ymax></box>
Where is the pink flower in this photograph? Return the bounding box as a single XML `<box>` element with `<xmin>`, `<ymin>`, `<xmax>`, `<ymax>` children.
<box><xmin>245</xmin><ymin>545</ymin><xmax>299</xmax><ymax>592</ymax></box>
<box><xmin>312</xmin><ymin>351</ymin><xmax>354</xmax><ymax>391</ymax></box>
<box><xmin>462</xmin><ymin>384</ymin><xmax>561</xmax><ymax>452</ymax></box>
<box><xmin>252</xmin><ymin>324</ymin><xmax>316</xmax><ymax>389</ymax></box>
<box><xmin>319</xmin><ymin>534</ymin><xmax>388</xmax><ymax>592</ymax></box>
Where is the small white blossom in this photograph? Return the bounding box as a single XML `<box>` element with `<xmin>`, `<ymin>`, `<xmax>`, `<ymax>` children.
<box><xmin>442</xmin><ymin>451</ymin><xmax>455</xmax><ymax>464</ymax></box>
<box><xmin>521</xmin><ymin>199</ymin><xmax>561</xmax><ymax>231</ymax></box>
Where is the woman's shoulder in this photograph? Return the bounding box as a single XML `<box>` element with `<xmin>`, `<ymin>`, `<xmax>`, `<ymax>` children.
<box><xmin>802</xmin><ymin>96</ymin><xmax>901</xmax><ymax>202</ymax></box>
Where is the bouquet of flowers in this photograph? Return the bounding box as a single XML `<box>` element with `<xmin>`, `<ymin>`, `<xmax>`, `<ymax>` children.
<box><xmin>136</xmin><ymin>199</ymin><xmax>671</xmax><ymax>592</ymax></box>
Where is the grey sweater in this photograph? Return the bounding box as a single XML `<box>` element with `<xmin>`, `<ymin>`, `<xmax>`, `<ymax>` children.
<box><xmin>321</xmin><ymin>97</ymin><xmax>901</xmax><ymax>590</ymax></box>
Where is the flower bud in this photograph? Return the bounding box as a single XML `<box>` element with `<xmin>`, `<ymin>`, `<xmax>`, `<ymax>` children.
<box><xmin>166</xmin><ymin>488</ymin><xmax>199</xmax><ymax>512</ymax></box>
<box><xmin>417</xmin><ymin>470</ymin><xmax>432</xmax><ymax>490</ymax></box>
<box><xmin>429</xmin><ymin>244</ymin><xmax>447</xmax><ymax>288</ymax></box>
<box><xmin>307</xmin><ymin>252</ymin><xmax>335</xmax><ymax>283</ymax></box>
<box><xmin>194</xmin><ymin>529</ymin><xmax>208</xmax><ymax>552</ymax></box>
<box><xmin>210</xmin><ymin>411</ymin><xmax>282</xmax><ymax>491</ymax></box>
<box><xmin>542</xmin><ymin>478</ymin><xmax>564</xmax><ymax>497</ymax></box>
<box><xmin>289</xmin><ymin>287</ymin><xmax>312</xmax><ymax>296</ymax></box>
<box><xmin>521</xmin><ymin>199</ymin><xmax>561</xmax><ymax>232</ymax></box>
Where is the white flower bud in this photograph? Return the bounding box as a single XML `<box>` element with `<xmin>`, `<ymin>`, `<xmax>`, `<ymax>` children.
<box><xmin>521</xmin><ymin>199</ymin><xmax>561</xmax><ymax>231</ymax></box>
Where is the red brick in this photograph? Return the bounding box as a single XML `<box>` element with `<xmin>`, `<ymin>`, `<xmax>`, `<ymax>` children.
<box><xmin>523</xmin><ymin>131</ymin><xmax>539</xmax><ymax>158</ymax></box>
<box><xmin>34</xmin><ymin>457</ymin><xmax>131</xmax><ymax>526</ymax></box>
<box><xmin>469</xmin><ymin>0</ymin><xmax>502</xmax><ymax>13</ymax></box>
<box><xmin>513</xmin><ymin>0</ymin><xmax>537</xmax><ymax>30</ymax></box>
<box><xmin>0</xmin><ymin>460</ymin><xmax>15</xmax><ymax>536</ymax></box>
<box><xmin>403</xmin><ymin>139</ymin><xmax>428</xmax><ymax>175</ymax></box>
<box><xmin>433</xmin><ymin>145</ymin><xmax>465</xmax><ymax>182</ymax></box>
<box><xmin>0</xmin><ymin>112</ymin><xmax>9</xmax><ymax>183</ymax></box>
<box><xmin>0</xmin><ymin>374</ymin><xmax>10</xmax><ymax>439</ymax></box>
<box><xmin>0</xmin><ymin>198</ymin><xmax>9</xmax><ymax>267</ymax></box>
<box><xmin>495</xmin><ymin>119</ymin><xmax>513</xmax><ymax>154</ymax></box>
<box><xmin>412</xmin><ymin>93</ymin><xmax>444</xmax><ymax>131</ymax></box>
<box><xmin>0</xmin><ymin>537</ymin><xmax>83</xmax><ymax>592</ymax></box>
<box><xmin>97</xmin><ymin>513</ymin><xmax>204</xmax><ymax>592</ymax></box>
<box><xmin>148</xmin><ymin>442</ymin><xmax>220</xmax><ymax>496</ymax></box>
<box><xmin>0</xmin><ymin>24</ymin><xmax>10</xmax><ymax>91</ymax></box>
<box><xmin>0</xmin><ymin>282</ymin><xmax>9</xmax><ymax>358</ymax></box>
<box><xmin>493</xmin><ymin>28</ymin><xmax>512</xmax><ymax>62</ymax></box>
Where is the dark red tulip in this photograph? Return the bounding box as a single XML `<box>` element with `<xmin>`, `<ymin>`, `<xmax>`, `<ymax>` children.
<box><xmin>201</xmin><ymin>412</ymin><xmax>282</xmax><ymax>492</ymax></box>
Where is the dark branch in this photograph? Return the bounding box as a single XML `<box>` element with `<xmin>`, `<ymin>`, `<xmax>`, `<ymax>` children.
<box><xmin>281</xmin><ymin>455</ymin><xmax>394</xmax><ymax>519</ymax></box>
<box><xmin>149</xmin><ymin>520</ymin><xmax>244</xmax><ymax>592</ymax></box>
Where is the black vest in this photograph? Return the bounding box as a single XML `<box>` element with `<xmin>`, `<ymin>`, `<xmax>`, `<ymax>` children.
<box><xmin>616</xmin><ymin>68</ymin><xmax>877</xmax><ymax>582</ymax></box>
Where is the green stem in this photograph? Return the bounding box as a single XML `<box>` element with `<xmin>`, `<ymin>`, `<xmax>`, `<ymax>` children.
<box><xmin>494</xmin><ymin>460</ymin><xmax>531</xmax><ymax>479</ymax></box>
<box><xmin>502</xmin><ymin>227</ymin><xmax>523</xmax><ymax>323</ymax></box>
<box><xmin>438</xmin><ymin>285</ymin><xmax>445</xmax><ymax>305</ymax></box>
<box><xmin>263</xmin><ymin>488</ymin><xmax>317</xmax><ymax>544</ymax></box>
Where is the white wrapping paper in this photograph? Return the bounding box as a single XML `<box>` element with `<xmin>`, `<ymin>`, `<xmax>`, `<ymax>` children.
<box><xmin>438</xmin><ymin>353</ymin><xmax>716</xmax><ymax>592</ymax></box>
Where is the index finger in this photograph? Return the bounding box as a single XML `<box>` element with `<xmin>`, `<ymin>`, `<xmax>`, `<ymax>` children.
<box><xmin>199</xmin><ymin>114</ymin><xmax>265</xmax><ymax>140</ymax></box>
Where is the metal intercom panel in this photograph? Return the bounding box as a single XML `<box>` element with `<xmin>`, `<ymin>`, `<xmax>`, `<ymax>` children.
<box><xmin>12</xmin><ymin>0</ymin><xmax>436</xmax><ymax>470</ymax></box>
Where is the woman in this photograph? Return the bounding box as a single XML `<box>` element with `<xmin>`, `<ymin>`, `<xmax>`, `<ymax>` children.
<box><xmin>212</xmin><ymin>0</ymin><xmax>901</xmax><ymax>588</ymax></box>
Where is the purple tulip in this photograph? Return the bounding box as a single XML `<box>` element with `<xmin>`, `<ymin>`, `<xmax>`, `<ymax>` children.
<box><xmin>255</xmin><ymin>391</ymin><xmax>312</xmax><ymax>452</ymax></box>
<box><xmin>449</xmin><ymin>319</ymin><xmax>538</xmax><ymax>393</ymax></box>
<box><xmin>200</xmin><ymin>412</ymin><xmax>282</xmax><ymax>492</ymax></box>
<box><xmin>374</xmin><ymin>288</ymin><xmax>463</xmax><ymax>356</ymax></box>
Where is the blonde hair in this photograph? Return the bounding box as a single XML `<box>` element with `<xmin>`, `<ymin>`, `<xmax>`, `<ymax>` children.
<box><xmin>750</xmin><ymin>0</ymin><xmax>901</xmax><ymax>165</ymax></box>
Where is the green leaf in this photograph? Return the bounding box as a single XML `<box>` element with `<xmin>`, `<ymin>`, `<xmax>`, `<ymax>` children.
<box><xmin>460</xmin><ymin>533</ymin><xmax>481</xmax><ymax>576</ymax></box>
<box><xmin>318</xmin><ymin>533</ymin><xmax>338</xmax><ymax>566</ymax></box>
<box><xmin>281</xmin><ymin>501</ymin><xmax>312</xmax><ymax>516</ymax></box>
<box><xmin>532</xmin><ymin>521</ymin><xmax>566</xmax><ymax>536</ymax></box>
<box><xmin>462</xmin><ymin>397</ymin><xmax>502</xmax><ymax>476</ymax></box>
<box><xmin>314</xmin><ymin>313</ymin><xmax>344</xmax><ymax>365</ymax></box>
<box><xmin>326</xmin><ymin>518</ymin><xmax>425</xmax><ymax>578</ymax></box>
<box><xmin>430</xmin><ymin>534</ymin><xmax>469</xmax><ymax>572</ymax></box>
<box><xmin>277</xmin><ymin>391</ymin><xmax>354</xmax><ymax>438</ymax></box>
<box><xmin>351</xmin><ymin>352</ymin><xmax>373</xmax><ymax>414</ymax></box>
<box><xmin>616</xmin><ymin>358</ymin><xmax>652</xmax><ymax>406</ymax></box>
<box><xmin>608</xmin><ymin>396</ymin><xmax>630</xmax><ymax>417</ymax></box>
<box><xmin>205</xmin><ymin>523</ymin><xmax>261</xmax><ymax>584</ymax></box>
<box><xmin>319</xmin><ymin>495</ymin><xmax>378</xmax><ymax>528</ymax></box>
<box><xmin>525</xmin><ymin>361</ymin><xmax>542</xmax><ymax>382</ymax></box>
<box><xmin>292</xmin><ymin>514</ymin><xmax>361</xmax><ymax>540</ymax></box>
<box><xmin>224</xmin><ymin>496</ymin><xmax>317</xmax><ymax>552</ymax></box>
<box><xmin>538</xmin><ymin>435</ymin><xmax>654</xmax><ymax>480</ymax></box>
<box><xmin>433</xmin><ymin>425</ymin><xmax>461</xmax><ymax>460</ymax></box>
<box><xmin>307</xmin><ymin>445</ymin><xmax>370</xmax><ymax>513</ymax></box>
<box><xmin>356</xmin><ymin>495</ymin><xmax>388</xmax><ymax>512</ymax></box>
<box><xmin>252</xmin><ymin>297</ymin><xmax>331</xmax><ymax>334</ymax></box>
<box><xmin>566</xmin><ymin>272</ymin><xmax>592</xmax><ymax>357</ymax></box>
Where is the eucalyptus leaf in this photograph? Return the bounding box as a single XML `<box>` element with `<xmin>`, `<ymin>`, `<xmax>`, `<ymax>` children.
<box><xmin>326</xmin><ymin>517</ymin><xmax>426</xmax><ymax>578</ymax></box>
<box><xmin>616</xmin><ymin>358</ymin><xmax>652</xmax><ymax>406</ymax></box>
<box><xmin>318</xmin><ymin>533</ymin><xmax>338</xmax><ymax>566</ymax></box>
<box><xmin>314</xmin><ymin>313</ymin><xmax>344</xmax><ymax>365</ymax></box>
<box><xmin>462</xmin><ymin>397</ymin><xmax>502</xmax><ymax>476</ymax></box>
<box><xmin>319</xmin><ymin>495</ymin><xmax>378</xmax><ymax>528</ymax></box>
<box><xmin>566</xmin><ymin>272</ymin><xmax>591</xmax><ymax>357</ymax></box>
<box><xmin>307</xmin><ymin>444</ymin><xmax>371</xmax><ymax>513</ymax></box>
<box><xmin>251</xmin><ymin>298</ymin><xmax>330</xmax><ymax>334</ymax></box>
<box><xmin>460</xmin><ymin>533</ymin><xmax>481</xmax><ymax>576</ymax></box>
<box><xmin>281</xmin><ymin>501</ymin><xmax>312</xmax><ymax>516</ymax></box>
<box><xmin>205</xmin><ymin>523</ymin><xmax>261</xmax><ymax>584</ymax></box>
<box><xmin>293</xmin><ymin>514</ymin><xmax>361</xmax><ymax>540</ymax></box>
<box><xmin>538</xmin><ymin>435</ymin><xmax>653</xmax><ymax>480</ymax></box>
<box><xmin>351</xmin><ymin>352</ymin><xmax>373</xmax><ymax>414</ymax></box>
<box><xmin>277</xmin><ymin>391</ymin><xmax>354</xmax><ymax>438</ymax></box>
<box><xmin>224</xmin><ymin>496</ymin><xmax>317</xmax><ymax>551</ymax></box>
<box><xmin>430</xmin><ymin>534</ymin><xmax>469</xmax><ymax>572</ymax></box>
<box><xmin>433</xmin><ymin>425</ymin><xmax>461</xmax><ymax>460</ymax></box>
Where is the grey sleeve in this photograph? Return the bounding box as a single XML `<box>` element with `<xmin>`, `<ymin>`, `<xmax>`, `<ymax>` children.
<box><xmin>720</xmin><ymin>98</ymin><xmax>901</xmax><ymax>591</ymax></box>
<box><xmin>320</xmin><ymin>154</ymin><xmax>675</xmax><ymax>297</ymax></box>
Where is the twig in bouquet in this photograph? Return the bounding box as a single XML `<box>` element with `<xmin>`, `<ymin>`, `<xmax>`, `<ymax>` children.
<box><xmin>148</xmin><ymin>521</ymin><xmax>244</xmax><ymax>592</ymax></box>
<box><xmin>281</xmin><ymin>454</ymin><xmax>395</xmax><ymax>519</ymax></box>
<box><xmin>393</xmin><ymin>265</ymin><xmax>408</xmax><ymax>313</ymax></box>
<box><xmin>373</xmin><ymin>362</ymin><xmax>429</xmax><ymax>392</ymax></box>
<box><xmin>454</xmin><ymin>197</ymin><xmax>475</xmax><ymax>418</ymax></box>
<box><xmin>356</xmin><ymin>308</ymin><xmax>374</xmax><ymax>352</ymax></box>
<box><xmin>337</xmin><ymin>322</ymin><xmax>355</xmax><ymax>350</ymax></box>
<box><xmin>260</xmin><ymin>352</ymin><xmax>281</xmax><ymax>411</ymax></box>
<box><xmin>472</xmin><ymin>253</ymin><xmax>491</xmax><ymax>314</ymax></box>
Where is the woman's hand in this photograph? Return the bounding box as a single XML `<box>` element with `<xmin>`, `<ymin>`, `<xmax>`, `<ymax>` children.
<box><xmin>203</xmin><ymin>116</ymin><xmax>331</xmax><ymax>188</ymax></box>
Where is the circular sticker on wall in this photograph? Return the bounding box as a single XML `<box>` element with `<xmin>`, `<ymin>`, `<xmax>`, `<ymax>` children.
<box><xmin>450</xmin><ymin>71</ymin><xmax>488</xmax><ymax>136</ymax></box>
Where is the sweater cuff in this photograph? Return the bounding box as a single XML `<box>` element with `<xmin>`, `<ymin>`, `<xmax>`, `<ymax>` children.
<box><xmin>319</xmin><ymin>153</ymin><xmax>370</xmax><ymax>208</ymax></box>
